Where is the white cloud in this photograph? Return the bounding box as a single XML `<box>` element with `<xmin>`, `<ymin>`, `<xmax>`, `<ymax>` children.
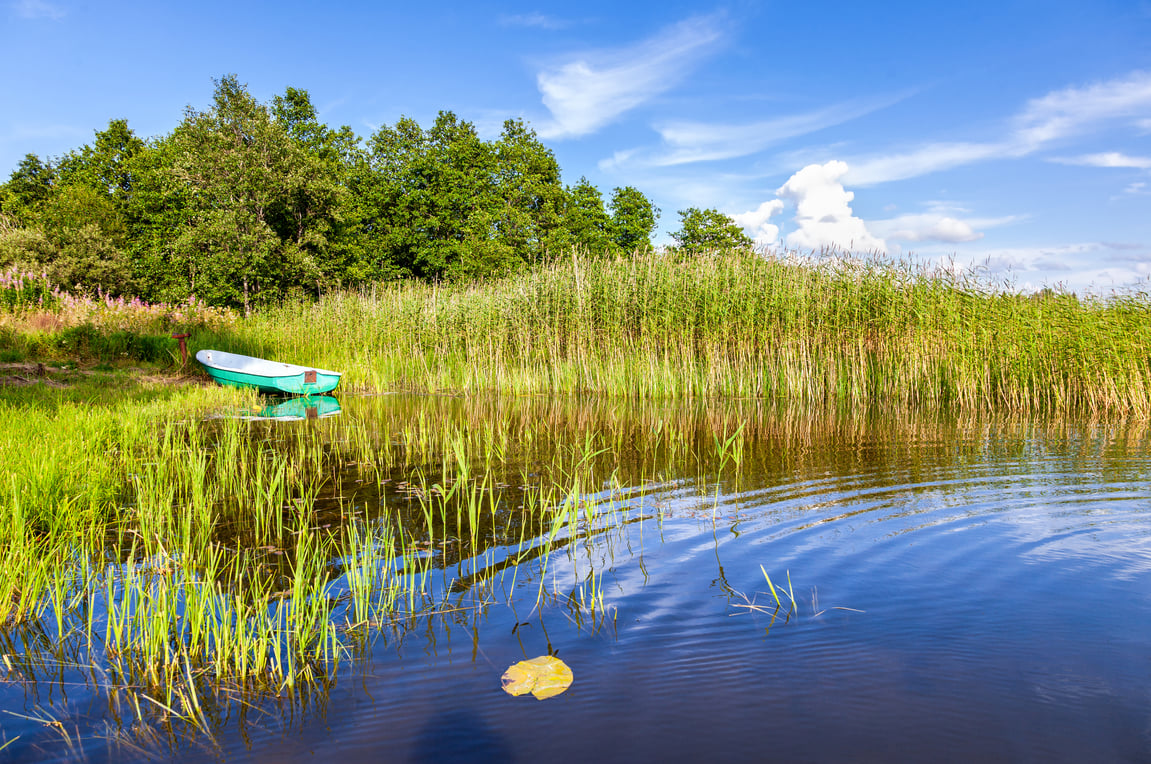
<box><xmin>13</xmin><ymin>0</ymin><xmax>63</xmax><ymax>19</ymax></box>
<box><xmin>647</xmin><ymin>96</ymin><xmax>903</xmax><ymax>166</ymax></box>
<box><xmin>732</xmin><ymin>200</ymin><xmax>785</xmax><ymax>246</ymax></box>
<box><xmin>844</xmin><ymin>141</ymin><xmax>1014</xmax><ymax>186</ymax></box>
<box><xmin>1051</xmin><ymin>152</ymin><xmax>1151</xmax><ymax>169</ymax></box>
<box><xmin>1013</xmin><ymin>70</ymin><xmax>1151</xmax><ymax>146</ymax></box>
<box><xmin>844</xmin><ymin>70</ymin><xmax>1151</xmax><ymax>185</ymax></box>
<box><xmin>500</xmin><ymin>13</ymin><xmax>569</xmax><ymax>30</ymax></box>
<box><xmin>535</xmin><ymin>15</ymin><xmax>724</xmax><ymax>139</ymax></box>
<box><xmin>931</xmin><ymin>241</ymin><xmax>1151</xmax><ymax>295</ymax></box>
<box><xmin>776</xmin><ymin>160</ymin><xmax>886</xmax><ymax>253</ymax></box>
<box><xmin>597</xmin><ymin>148</ymin><xmax>640</xmax><ymax>172</ymax></box>
<box><xmin>1123</xmin><ymin>181</ymin><xmax>1149</xmax><ymax>195</ymax></box>
<box><xmin>870</xmin><ymin>207</ymin><xmax>1017</xmax><ymax>244</ymax></box>
<box><xmin>872</xmin><ymin>214</ymin><xmax>983</xmax><ymax>243</ymax></box>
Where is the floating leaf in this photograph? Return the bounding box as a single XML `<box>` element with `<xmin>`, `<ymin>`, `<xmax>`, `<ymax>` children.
<box><xmin>500</xmin><ymin>655</ymin><xmax>573</xmax><ymax>700</ymax></box>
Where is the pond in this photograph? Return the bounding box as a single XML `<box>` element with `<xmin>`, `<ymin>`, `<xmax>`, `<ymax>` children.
<box><xmin>3</xmin><ymin>395</ymin><xmax>1151</xmax><ymax>762</ymax></box>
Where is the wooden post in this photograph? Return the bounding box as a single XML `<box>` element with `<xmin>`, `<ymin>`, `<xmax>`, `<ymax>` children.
<box><xmin>172</xmin><ymin>333</ymin><xmax>191</xmax><ymax>366</ymax></box>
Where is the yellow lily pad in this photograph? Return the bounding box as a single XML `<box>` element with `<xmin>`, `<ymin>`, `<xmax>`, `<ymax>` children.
<box><xmin>500</xmin><ymin>655</ymin><xmax>573</xmax><ymax>700</ymax></box>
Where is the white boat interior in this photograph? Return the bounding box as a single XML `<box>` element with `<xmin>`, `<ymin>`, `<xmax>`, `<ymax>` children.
<box><xmin>195</xmin><ymin>349</ymin><xmax>341</xmax><ymax>378</ymax></box>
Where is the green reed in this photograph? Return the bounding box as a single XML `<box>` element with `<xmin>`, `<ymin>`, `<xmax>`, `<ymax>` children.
<box><xmin>15</xmin><ymin>374</ymin><xmax>1130</xmax><ymax>754</ymax></box>
<box><xmin>0</xmin><ymin>380</ymin><xmax>727</xmax><ymax>729</ymax></box>
<box><xmin>213</xmin><ymin>250</ymin><xmax>1151</xmax><ymax>414</ymax></box>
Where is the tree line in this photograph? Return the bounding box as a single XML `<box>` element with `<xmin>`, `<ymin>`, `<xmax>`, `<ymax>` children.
<box><xmin>0</xmin><ymin>76</ymin><xmax>753</xmax><ymax>309</ymax></box>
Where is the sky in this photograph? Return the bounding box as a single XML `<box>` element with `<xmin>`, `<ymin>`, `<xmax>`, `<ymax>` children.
<box><xmin>2</xmin><ymin>0</ymin><xmax>1150</xmax><ymax>294</ymax></box>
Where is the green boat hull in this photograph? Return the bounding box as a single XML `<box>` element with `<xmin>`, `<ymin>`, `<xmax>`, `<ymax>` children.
<box><xmin>196</xmin><ymin>349</ymin><xmax>341</xmax><ymax>395</ymax></box>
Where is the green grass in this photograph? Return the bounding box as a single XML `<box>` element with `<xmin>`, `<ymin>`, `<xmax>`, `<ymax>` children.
<box><xmin>3</xmin><ymin>248</ymin><xmax>1151</xmax><ymax>752</ymax></box>
<box><xmin>0</xmin><ymin>377</ymin><xmax>677</xmax><ymax>722</ymax></box>
<box><xmin>201</xmin><ymin>250</ymin><xmax>1151</xmax><ymax>414</ymax></box>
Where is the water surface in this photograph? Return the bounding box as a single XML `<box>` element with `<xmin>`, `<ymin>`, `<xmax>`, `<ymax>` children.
<box><xmin>3</xmin><ymin>397</ymin><xmax>1150</xmax><ymax>762</ymax></box>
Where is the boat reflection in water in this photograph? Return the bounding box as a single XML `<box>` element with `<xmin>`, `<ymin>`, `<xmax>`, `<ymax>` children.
<box><xmin>242</xmin><ymin>395</ymin><xmax>342</xmax><ymax>421</ymax></box>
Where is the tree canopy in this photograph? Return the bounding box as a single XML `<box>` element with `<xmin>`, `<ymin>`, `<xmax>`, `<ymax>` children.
<box><xmin>671</xmin><ymin>207</ymin><xmax>754</xmax><ymax>254</ymax></box>
<box><xmin>0</xmin><ymin>75</ymin><xmax>704</xmax><ymax>308</ymax></box>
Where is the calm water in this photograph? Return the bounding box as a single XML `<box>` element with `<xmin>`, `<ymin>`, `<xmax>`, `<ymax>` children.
<box><xmin>4</xmin><ymin>396</ymin><xmax>1151</xmax><ymax>762</ymax></box>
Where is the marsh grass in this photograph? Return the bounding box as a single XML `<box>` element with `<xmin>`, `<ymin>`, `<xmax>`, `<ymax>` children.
<box><xmin>1</xmin><ymin>382</ymin><xmax>757</xmax><ymax>753</ymax></box>
<box><xmin>6</xmin><ymin>369</ymin><xmax>1149</xmax><ymax>755</ymax></box>
<box><xmin>210</xmin><ymin>250</ymin><xmax>1151</xmax><ymax>414</ymax></box>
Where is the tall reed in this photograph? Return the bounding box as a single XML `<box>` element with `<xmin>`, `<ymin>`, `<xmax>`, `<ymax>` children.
<box><xmin>215</xmin><ymin>250</ymin><xmax>1151</xmax><ymax>414</ymax></box>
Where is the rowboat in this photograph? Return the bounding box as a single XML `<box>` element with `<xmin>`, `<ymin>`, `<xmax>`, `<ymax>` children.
<box><xmin>196</xmin><ymin>349</ymin><xmax>341</xmax><ymax>395</ymax></box>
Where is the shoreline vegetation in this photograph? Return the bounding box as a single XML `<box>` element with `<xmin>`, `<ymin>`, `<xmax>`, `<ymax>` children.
<box><xmin>1</xmin><ymin>246</ymin><xmax>1150</xmax><ymax>754</ymax></box>
<box><xmin>6</xmin><ymin>248</ymin><xmax>1151</xmax><ymax>414</ymax></box>
<box><xmin>3</xmin><ymin>74</ymin><xmax>1149</xmax><ymax>759</ymax></box>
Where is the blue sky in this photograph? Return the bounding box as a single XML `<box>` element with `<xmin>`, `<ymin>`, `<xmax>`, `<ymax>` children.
<box><xmin>3</xmin><ymin>0</ymin><xmax>1149</xmax><ymax>293</ymax></box>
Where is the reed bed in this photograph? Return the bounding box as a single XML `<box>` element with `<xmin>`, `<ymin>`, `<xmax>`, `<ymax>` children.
<box><xmin>0</xmin><ymin>384</ymin><xmax>713</xmax><ymax>752</ymax></box>
<box><xmin>5</xmin><ymin>365</ymin><xmax>1151</xmax><ymax>753</ymax></box>
<box><xmin>214</xmin><ymin>250</ymin><xmax>1151</xmax><ymax>414</ymax></box>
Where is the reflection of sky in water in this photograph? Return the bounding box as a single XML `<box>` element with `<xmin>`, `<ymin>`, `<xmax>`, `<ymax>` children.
<box><xmin>6</xmin><ymin>397</ymin><xmax>1151</xmax><ymax>761</ymax></box>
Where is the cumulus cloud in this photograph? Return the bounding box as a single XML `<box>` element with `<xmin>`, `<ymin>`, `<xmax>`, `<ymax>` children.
<box><xmin>731</xmin><ymin>200</ymin><xmax>785</xmax><ymax>247</ymax></box>
<box><xmin>732</xmin><ymin>165</ymin><xmax>1017</xmax><ymax>252</ymax></box>
<box><xmin>1051</xmin><ymin>152</ymin><xmax>1151</xmax><ymax>169</ymax></box>
<box><xmin>775</xmin><ymin>161</ymin><xmax>886</xmax><ymax>252</ymax></box>
<box><xmin>535</xmin><ymin>14</ymin><xmax>724</xmax><ymax>139</ymax></box>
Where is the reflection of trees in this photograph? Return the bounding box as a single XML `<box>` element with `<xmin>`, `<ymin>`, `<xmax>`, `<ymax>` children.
<box><xmin>9</xmin><ymin>394</ymin><xmax>1151</xmax><ymax>760</ymax></box>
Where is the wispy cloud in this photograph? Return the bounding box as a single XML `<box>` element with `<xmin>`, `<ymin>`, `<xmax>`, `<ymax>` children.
<box><xmin>1012</xmin><ymin>71</ymin><xmax>1151</xmax><ymax>145</ymax></box>
<box><xmin>500</xmin><ymin>12</ymin><xmax>570</xmax><ymax>30</ymax></box>
<box><xmin>844</xmin><ymin>141</ymin><xmax>1015</xmax><ymax>185</ymax></box>
<box><xmin>870</xmin><ymin>208</ymin><xmax>1018</xmax><ymax>244</ymax></box>
<box><xmin>13</xmin><ymin>0</ymin><xmax>64</xmax><ymax>19</ymax></box>
<box><xmin>1051</xmin><ymin>152</ymin><xmax>1151</xmax><ymax>169</ymax></box>
<box><xmin>960</xmin><ymin>242</ymin><xmax>1151</xmax><ymax>293</ymax></box>
<box><xmin>535</xmin><ymin>14</ymin><xmax>725</xmax><ymax>139</ymax></box>
<box><xmin>844</xmin><ymin>70</ymin><xmax>1151</xmax><ymax>185</ymax></box>
<box><xmin>645</xmin><ymin>95</ymin><xmax>905</xmax><ymax>167</ymax></box>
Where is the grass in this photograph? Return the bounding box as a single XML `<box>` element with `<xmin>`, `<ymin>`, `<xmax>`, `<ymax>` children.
<box><xmin>0</xmin><ymin>377</ymin><xmax>733</xmax><ymax>752</ymax></box>
<box><xmin>3</xmin><ymin>248</ymin><xmax>1151</xmax><ymax>753</ymax></box>
<box><xmin>189</xmin><ymin>250</ymin><xmax>1151</xmax><ymax>415</ymax></box>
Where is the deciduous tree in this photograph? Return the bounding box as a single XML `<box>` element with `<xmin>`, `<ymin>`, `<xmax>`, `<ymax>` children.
<box><xmin>608</xmin><ymin>186</ymin><xmax>659</xmax><ymax>253</ymax></box>
<box><xmin>671</xmin><ymin>207</ymin><xmax>753</xmax><ymax>253</ymax></box>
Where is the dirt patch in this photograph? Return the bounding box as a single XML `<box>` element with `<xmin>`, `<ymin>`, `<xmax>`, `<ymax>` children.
<box><xmin>0</xmin><ymin>362</ymin><xmax>64</xmax><ymax>388</ymax></box>
<box><xmin>0</xmin><ymin>362</ymin><xmax>206</xmax><ymax>389</ymax></box>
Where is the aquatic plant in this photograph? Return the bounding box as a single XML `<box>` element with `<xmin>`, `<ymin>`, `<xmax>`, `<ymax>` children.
<box><xmin>214</xmin><ymin>250</ymin><xmax>1151</xmax><ymax>414</ymax></box>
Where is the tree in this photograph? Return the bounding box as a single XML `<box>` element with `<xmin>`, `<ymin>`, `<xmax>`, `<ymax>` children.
<box><xmin>560</xmin><ymin>177</ymin><xmax>612</xmax><ymax>255</ymax></box>
<box><xmin>57</xmin><ymin>119</ymin><xmax>145</xmax><ymax>208</ymax></box>
<box><xmin>363</xmin><ymin>111</ymin><xmax>546</xmax><ymax>281</ymax></box>
<box><xmin>266</xmin><ymin>86</ymin><xmax>351</xmax><ymax>289</ymax></box>
<box><xmin>38</xmin><ymin>184</ymin><xmax>133</xmax><ymax>295</ymax></box>
<box><xmin>671</xmin><ymin>207</ymin><xmax>753</xmax><ymax>253</ymax></box>
<box><xmin>492</xmin><ymin>118</ymin><xmax>566</xmax><ymax>263</ymax></box>
<box><xmin>608</xmin><ymin>186</ymin><xmax>659</xmax><ymax>253</ymax></box>
<box><xmin>145</xmin><ymin>75</ymin><xmax>346</xmax><ymax>309</ymax></box>
<box><xmin>1</xmin><ymin>154</ymin><xmax>57</xmax><ymax>221</ymax></box>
